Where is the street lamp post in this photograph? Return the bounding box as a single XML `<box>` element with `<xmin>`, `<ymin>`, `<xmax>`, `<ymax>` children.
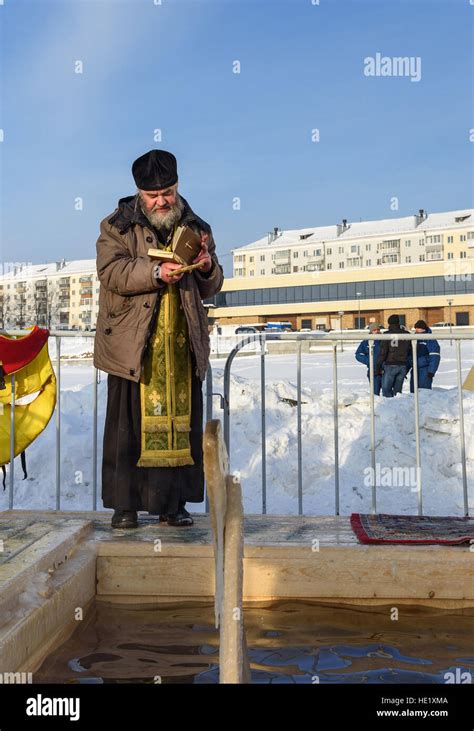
<box><xmin>447</xmin><ymin>299</ymin><xmax>453</xmax><ymax>346</ymax></box>
<box><xmin>356</xmin><ymin>291</ymin><xmax>361</xmax><ymax>329</ymax></box>
<box><xmin>338</xmin><ymin>310</ymin><xmax>344</xmax><ymax>352</ymax></box>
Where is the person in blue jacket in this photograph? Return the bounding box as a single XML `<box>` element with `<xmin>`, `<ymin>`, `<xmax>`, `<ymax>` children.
<box><xmin>407</xmin><ymin>320</ymin><xmax>440</xmax><ymax>392</ymax></box>
<box><xmin>355</xmin><ymin>323</ymin><xmax>383</xmax><ymax>395</ymax></box>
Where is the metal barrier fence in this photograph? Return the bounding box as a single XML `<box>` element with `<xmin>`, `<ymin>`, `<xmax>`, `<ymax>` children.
<box><xmin>4</xmin><ymin>330</ymin><xmax>473</xmax><ymax>517</ymax></box>
<box><xmin>4</xmin><ymin>331</ymin><xmax>216</xmax><ymax>513</ymax></box>
<box><xmin>222</xmin><ymin>332</ymin><xmax>473</xmax><ymax>517</ymax></box>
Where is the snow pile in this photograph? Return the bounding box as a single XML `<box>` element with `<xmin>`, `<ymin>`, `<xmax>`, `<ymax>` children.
<box><xmin>219</xmin><ymin>370</ymin><xmax>473</xmax><ymax>516</ymax></box>
<box><xmin>1</xmin><ymin>342</ymin><xmax>472</xmax><ymax>516</ymax></box>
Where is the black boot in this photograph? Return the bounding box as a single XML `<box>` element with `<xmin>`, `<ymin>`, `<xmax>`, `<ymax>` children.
<box><xmin>111</xmin><ymin>509</ymin><xmax>138</xmax><ymax>529</ymax></box>
<box><xmin>160</xmin><ymin>503</ymin><xmax>193</xmax><ymax>527</ymax></box>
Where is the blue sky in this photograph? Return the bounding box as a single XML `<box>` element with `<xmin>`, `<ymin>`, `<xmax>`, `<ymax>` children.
<box><xmin>1</xmin><ymin>0</ymin><xmax>473</xmax><ymax>276</ymax></box>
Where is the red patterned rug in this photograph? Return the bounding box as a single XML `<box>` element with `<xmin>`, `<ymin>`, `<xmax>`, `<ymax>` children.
<box><xmin>350</xmin><ymin>513</ymin><xmax>474</xmax><ymax>545</ymax></box>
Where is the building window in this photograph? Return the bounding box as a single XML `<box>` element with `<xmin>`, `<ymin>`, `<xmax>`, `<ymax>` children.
<box><xmin>339</xmin><ymin>262</ymin><xmax>344</xmax><ymax>269</ymax></box>
<box><xmin>366</xmin><ymin>260</ymin><xmax>371</xmax><ymax>266</ymax></box>
<box><xmin>327</xmin><ymin>248</ymin><xmax>332</xmax><ymax>255</ymax></box>
<box><xmin>260</xmin><ymin>269</ymin><xmax>265</xmax><ymax>275</ymax></box>
<box><xmin>327</xmin><ymin>263</ymin><xmax>332</xmax><ymax>270</ymax></box>
<box><xmin>460</xmin><ymin>251</ymin><xmax>467</xmax><ymax>258</ymax></box>
<box><xmin>293</xmin><ymin>266</ymin><xmax>298</xmax><ymax>272</ymax></box>
<box><xmin>338</xmin><ymin>247</ymin><xmax>344</xmax><ymax>254</ymax></box>
<box><xmin>419</xmin><ymin>255</ymin><xmax>425</xmax><ymax>261</ymax></box>
<box><xmin>467</xmin><ymin>232</ymin><xmax>474</xmax><ymax>240</ymax></box>
<box><xmin>447</xmin><ymin>236</ymin><xmax>454</xmax><ymax>243</ymax></box>
<box><xmin>447</xmin><ymin>252</ymin><xmax>453</xmax><ymax>259</ymax></box>
<box><xmin>456</xmin><ymin>312</ymin><xmax>469</xmax><ymax>325</ymax></box>
<box><xmin>303</xmin><ymin>251</ymin><xmax>308</xmax><ymax>257</ymax></box>
<box><xmin>405</xmin><ymin>257</ymin><xmax>411</xmax><ymax>263</ymax></box>
<box><xmin>351</xmin><ymin>245</ymin><xmax>357</xmax><ymax>253</ymax></box>
<box><xmin>260</xmin><ymin>255</ymin><xmax>265</xmax><ymax>261</ymax></box>
<box><xmin>249</xmin><ymin>256</ymin><xmax>254</xmax><ymax>262</ymax></box>
<box><xmin>379</xmin><ymin>239</ymin><xmax>401</xmax><ymax>249</ymax></box>
<box><xmin>405</xmin><ymin>240</ymin><xmax>411</xmax><ymax>246</ymax></box>
<box><xmin>460</xmin><ymin>235</ymin><xmax>466</xmax><ymax>242</ymax></box>
<box><xmin>293</xmin><ymin>251</ymin><xmax>298</xmax><ymax>258</ymax></box>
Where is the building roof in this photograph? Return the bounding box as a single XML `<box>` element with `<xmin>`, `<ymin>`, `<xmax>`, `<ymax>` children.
<box><xmin>234</xmin><ymin>208</ymin><xmax>474</xmax><ymax>252</ymax></box>
<box><xmin>0</xmin><ymin>259</ymin><xmax>97</xmax><ymax>282</ymax></box>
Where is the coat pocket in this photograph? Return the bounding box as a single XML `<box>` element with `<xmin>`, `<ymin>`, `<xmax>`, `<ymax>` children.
<box><xmin>104</xmin><ymin>300</ymin><xmax>135</xmax><ymax>328</ymax></box>
<box><xmin>105</xmin><ymin>291</ymin><xmax>134</xmax><ymax>320</ymax></box>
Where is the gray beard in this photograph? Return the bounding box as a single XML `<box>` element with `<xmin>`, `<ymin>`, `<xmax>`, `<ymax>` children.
<box><xmin>138</xmin><ymin>192</ymin><xmax>185</xmax><ymax>230</ymax></box>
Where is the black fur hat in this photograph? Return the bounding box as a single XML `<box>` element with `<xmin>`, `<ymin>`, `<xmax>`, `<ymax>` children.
<box><xmin>132</xmin><ymin>149</ymin><xmax>178</xmax><ymax>191</ymax></box>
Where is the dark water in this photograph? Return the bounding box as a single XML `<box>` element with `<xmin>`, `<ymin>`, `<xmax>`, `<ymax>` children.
<box><xmin>34</xmin><ymin>600</ymin><xmax>474</xmax><ymax>684</ymax></box>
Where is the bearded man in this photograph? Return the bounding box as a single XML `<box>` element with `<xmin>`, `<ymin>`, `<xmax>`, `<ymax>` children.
<box><xmin>93</xmin><ymin>149</ymin><xmax>224</xmax><ymax>528</ymax></box>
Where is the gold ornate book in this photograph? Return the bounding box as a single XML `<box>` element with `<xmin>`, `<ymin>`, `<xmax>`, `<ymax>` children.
<box><xmin>147</xmin><ymin>225</ymin><xmax>203</xmax><ymax>265</ymax></box>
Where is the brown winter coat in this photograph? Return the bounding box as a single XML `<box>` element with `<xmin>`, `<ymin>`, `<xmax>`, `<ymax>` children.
<box><xmin>93</xmin><ymin>193</ymin><xmax>224</xmax><ymax>382</ymax></box>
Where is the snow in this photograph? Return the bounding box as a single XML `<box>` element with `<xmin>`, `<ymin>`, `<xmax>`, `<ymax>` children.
<box><xmin>2</xmin><ymin>339</ymin><xmax>473</xmax><ymax>517</ymax></box>
<box><xmin>1</xmin><ymin>259</ymin><xmax>96</xmax><ymax>281</ymax></box>
<box><xmin>236</xmin><ymin>208</ymin><xmax>473</xmax><ymax>252</ymax></box>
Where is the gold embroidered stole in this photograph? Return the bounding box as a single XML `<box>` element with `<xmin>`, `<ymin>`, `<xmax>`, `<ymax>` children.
<box><xmin>137</xmin><ymin>230</ymin><xmax>194</xmax><ymax>468</ymax></box>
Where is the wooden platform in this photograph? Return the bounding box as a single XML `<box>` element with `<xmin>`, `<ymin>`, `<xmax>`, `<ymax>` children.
<box><xmin>1</xmin><ymin>510</ymin><xmax>473</xmax><ymax>608</ymax></box>
<box><xmin>0</xmin><ymin>509</ymin><xmax>472</xmax><ymax>673</ymax></box>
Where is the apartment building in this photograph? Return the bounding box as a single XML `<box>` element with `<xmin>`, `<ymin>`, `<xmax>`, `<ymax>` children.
<box><xmin>232</xmin><ymin>209</ymin><xmax>473</xmax><ymax>278</ymax></box>
<box><xmin>2</xmin><ymin>207</ymin><xmax>473</xmax><ymax>333</ymax></box>
<box><xmin>0</xmin><ymin>259</ymin><xmax>99</xmax><ymax>331</ymax></box>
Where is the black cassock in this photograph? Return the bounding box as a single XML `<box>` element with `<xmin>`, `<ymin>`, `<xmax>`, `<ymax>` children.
<box><xmin>101</xmin><ymin>349</ymin><xmax>205</xmax><ymax>514</ymax></box>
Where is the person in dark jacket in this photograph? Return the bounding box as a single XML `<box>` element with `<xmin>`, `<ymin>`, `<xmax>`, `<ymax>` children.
<box><xmin>355</xmin><ymin>323</ymin><xmax>384</xmax><ymax>395</ymax></box>
<box><xmin>407</xmin><ymin>320</ymin><xmax>440</xmax><ymax>392</ymax></box>
<box><xmin>375</xmin><ymin>314</ymin><xmax>410</xmax><ymax>397</ymax></box>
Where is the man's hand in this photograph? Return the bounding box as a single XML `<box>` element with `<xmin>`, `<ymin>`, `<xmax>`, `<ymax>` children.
<box><xmin>159</xmin><ymin>261</ymin><xmax>185</xmax><ymax>283</ymax></box>
<box><xmin>192</xmin><ymin>232</ymin><xmax>213</xmax><ymax>273</ymax></box>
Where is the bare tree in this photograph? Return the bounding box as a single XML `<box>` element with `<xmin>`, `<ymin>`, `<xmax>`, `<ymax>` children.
<box><xmin>47</xmin><ymin>281</ymin><xmax>66</xmax><ymax>329</ymax></box>
<box><xmin>10</xmin><ymin>288</ymin><xmax>28</xmax><ymax>329</ymax></box>
<box><xmin>32</xmin><ymin>280</ymin><xmax>48</xmax><ymax>327</ymax></box>
<box><xmin>0</xmin><ymin>290</ymin><xmax>6</xmax><ymax>329</ymax></box>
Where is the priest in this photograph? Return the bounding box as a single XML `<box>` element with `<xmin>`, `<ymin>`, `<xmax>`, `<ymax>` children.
<box><xmin>94</xmin><ymin>149</ymin><xmax>224</xmax><ymax>528</ymax></box>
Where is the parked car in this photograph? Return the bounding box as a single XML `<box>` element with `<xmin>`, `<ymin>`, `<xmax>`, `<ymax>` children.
<box><xmin>235</xmin><ymin>326</ymin><xmax>258</xmax><ymax>334</ymax></box>
<box><xmin>431</xmin><ymin>322</ymin><xmax>455</xmax><ymax>328</ymax></box>
<box><xmin>264</xmin><ymin>323</ymin><xmax>293</xmax><ymax>332</ymax></box>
